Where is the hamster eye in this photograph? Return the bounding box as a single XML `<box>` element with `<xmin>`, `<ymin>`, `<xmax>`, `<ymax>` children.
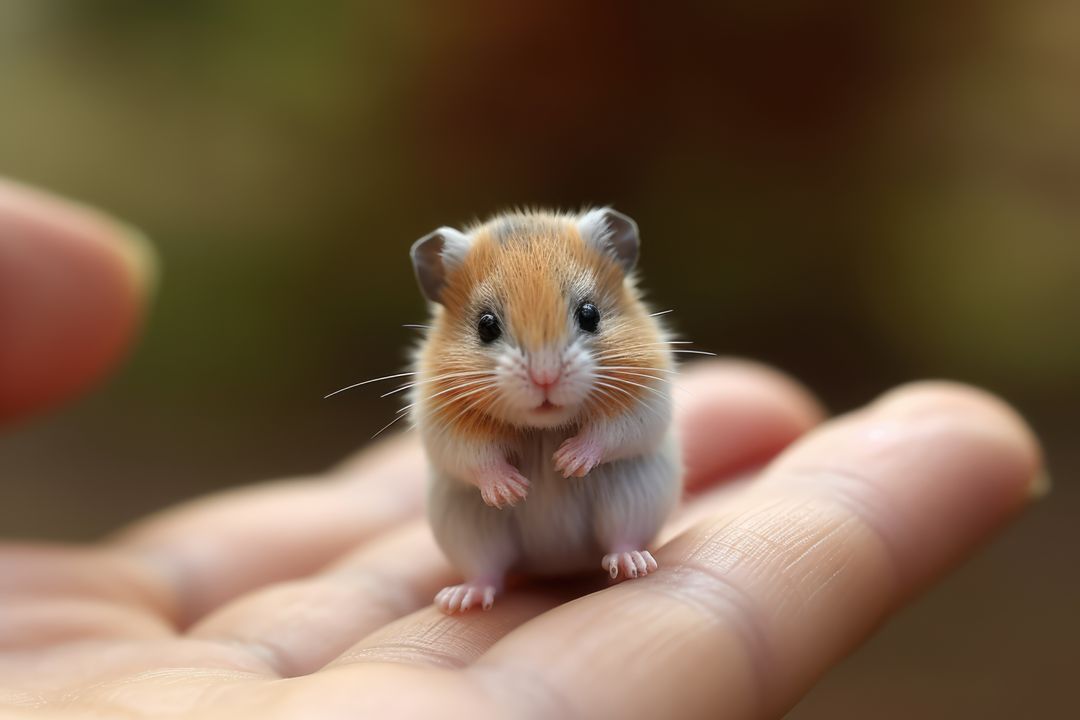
<box><xmin>477</xmin><ymin>313</ymin><xmax>502</xmax><ymax>343</ymax></box>
<box><xmin>576</xmin><ymin>302</ymin><xmax>600</xmax><ymax>333</ymax></box>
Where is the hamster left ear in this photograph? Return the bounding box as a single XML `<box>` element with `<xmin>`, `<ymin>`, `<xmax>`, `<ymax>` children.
<box><xmin>410</xmin><ymin>226</ymin><xmax>471</xmax><ymax>304</ymax></box>
<box><xmin>578</xmin><ymin>208</ymin><xmax>639</xmax><ymax>272</ymax></box>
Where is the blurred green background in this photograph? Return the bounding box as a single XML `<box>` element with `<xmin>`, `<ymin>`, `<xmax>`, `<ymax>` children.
<box><xmin>1</xmin><ymin>1</ymin><xmax>1077</xmax><ymax>717</ymax></box>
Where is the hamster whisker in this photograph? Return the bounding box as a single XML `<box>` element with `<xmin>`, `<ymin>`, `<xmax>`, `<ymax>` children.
<box><xmin>442</xmin><ymin>388</ymin><xmax>499</xmax><ymax>431</ymax></box>
<box><xmin>595</xmin><ymin>365</ymin><xmax>677</xmax><ymax>374</ymax></box>
<box><xmin>591</xmin><ymin>348</ymin><xmax>667</xmax><ymax>361</ymax></box>
<box><xmin>594</xmin><ymin>341</ymin><xmax>695</xmax><ymax>356</ymax></box>
<box><xmin>402</xmin><ymin>323</ymin><xmax>431</xmax><ymax>330</ymax></box>
<box><xmin>600</xmin><ymin>340</ymin><xmax>693</xmax><ymax>348</ymax></box>
<box><xmin>594</xmin><ymin>374</ymin><xmax>669</xmax><ymax>400</ymax></box>
<box><xmin>397</xmin><ymin>381</ymin><xmax>500</xmax><ymax>441</ymax></box>
<box><xmin>370</xmin><ymin>411</ymin><xmax>410</xmax><ymax>439</ymax></box>
<box><xmin>595</xmin><ymin>370</ymin><xmax>669</xmax><ymax>386</ymax></box>
<box><xmin>424</xmin><ymin>382</ymin><xmax>500</xmax><ymax>415</ymax></box>
<box><xmin>587</xmin><ymin>384</ymin><xmax>634</xmax><ymax>414</ymax></box>
<box><xmin>592</xmin><ymin>350</ymin><xmax>653</xmax><ymax>362</ymax></box>
<box><xmin>381</xmin><ymin>384</ymin><xmax>419</xmax><ymax>398</ymax></box>
<box><xmin>594</xmin><ymin>367</ymin><xmax>674</xmax><ymax>384</ymax></box>
<box><xmin>594</xmin><ymin>368</ymin><xmax>696</xmax><ymax>401</ymax></box>
<box><xmin>324</xmin><ymin>371</ymin><xmax>419</xmax><ymax>398</ymax></box>
<box><xmin>592</xmin><ymin>380</ymin><xmax>637</xmax><ymax>402</ymax></box>
<box><xmin>648</xmin><ymin>309</ymin><xmax>675</xmax><ymax>317</ymax></box>
<box><xmin>415</xmin><ymin>379</ymin><xmax>499</xmax><ymax>409</ymax></box>
<box><xmin>592</xmin><ymin>382</ymin><xmax>666</xmax><ymax>422</ymax></box>
<box><xmin>595</xmin><ymin>344</ymin><xmax>716</xmax><ymax>361</ymax></box>
<box><xmin>383</xmin><ymin>373</ymin><xmax>495</xmax><ymax>398</ymax></box>
<box><xmin>414</xmin><ymin>370</ymin><xmax>494</xmax><ymax>383</ymax></box>
<box><xmin>382</xmin><ymin>376</ymin><xmax>498</xmax><ymax>436</ymax></box>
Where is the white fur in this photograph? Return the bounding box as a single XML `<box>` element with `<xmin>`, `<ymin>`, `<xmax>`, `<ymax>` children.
<box><xmin>419</xmin><ymin>356</ymin><xmax>680</xmax><ymax>582</ymax></box>
<box><xmin>577</xmin><ymin>207</ymin><xmax>614</xmax><ymax>254</ymax></box>
<box><xmin>427</xmin><ymin>409</ymin><xmax>681</xmax><ymax>580</ymax></box>
<box><xmin>413</xmin><ymin>208</ymin><xmax>678</xmax><ymax>597</ymax></box>
<box><xmin>436</xmin><ymin>226</ymin><xmax>473</xmax><ymax>270</ymax></box>
<box><xmin>567</xmin><ymin>387</ymin><xmax>672</xmax><ymax>464</ymax></box>
<box><xmin>488</xmin><ymin>339</ymin><xmax>598</xmax><ymax>429</ymax></box>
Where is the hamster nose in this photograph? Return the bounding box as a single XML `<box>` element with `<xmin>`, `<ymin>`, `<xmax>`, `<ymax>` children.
<box><xmin>529</xmin><ymin>367</ymin><xmax>562</xmax><ymax>389</ymax></box>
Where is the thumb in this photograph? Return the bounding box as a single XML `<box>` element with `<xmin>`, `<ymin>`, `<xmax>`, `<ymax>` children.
<box><xmin>0</xmin><ymin>178</ymin><xmax>155</xmax><ymax>426</ymax></box>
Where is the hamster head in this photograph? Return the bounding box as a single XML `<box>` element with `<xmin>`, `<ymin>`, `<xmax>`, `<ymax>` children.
<box><xmin>410</xmin><ymin>208</ymin><xmax>670</xmax><ymax>433</ymax></box>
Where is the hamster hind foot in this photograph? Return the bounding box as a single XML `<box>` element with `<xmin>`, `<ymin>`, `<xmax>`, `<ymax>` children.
<box><xmin>435</xmin><ymin>581</ymin><xmax>499</xmax><ymax>614</ymax></box>
<box><xmin>602</xmin><ymin>550</ymin><xmax>659</xmax><ymax>580</ymax></box>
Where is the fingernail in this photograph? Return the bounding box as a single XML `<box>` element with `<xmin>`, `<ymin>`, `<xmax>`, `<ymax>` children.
<box><xmin>1029</xmin><ymin>469</ymin><xmax>1052</xmax><ymax>500</ymax></box>
<box><xmin>72</xmin><ymin>203</ymin><xmax>158</xmax><ymax>303</ymax></box>
<box><xmin>2</xmin><ymin>180</ymin><xmax>161</xmax><ymax>302</ymax></box>
<box><xmin>107</xmin><ymin>220</ymin><xmax>159</xmax><ymax>301</ymax></box>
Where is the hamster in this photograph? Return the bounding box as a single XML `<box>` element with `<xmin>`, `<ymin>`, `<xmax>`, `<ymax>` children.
<box><xmin>408</xmin><ymin>208</ymin><xmax>681</xmax><ymax>614</ymax></box>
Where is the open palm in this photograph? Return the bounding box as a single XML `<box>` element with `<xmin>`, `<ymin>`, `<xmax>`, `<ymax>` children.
<box><xmin>0</xmin><ymin>180</ymin><xmax>1042</xmax><ymax>719</ymax></box>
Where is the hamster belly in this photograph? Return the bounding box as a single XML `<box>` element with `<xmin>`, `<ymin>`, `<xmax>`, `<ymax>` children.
<box><xmin>509</xmin><ymin>430</ymin><xmax>681</xmax><ymax>575</ymax></box>
<box><xmin>510</xmin><ymin>430</ymin><xmax>598</xmax><ymax>574</ymax></box>
<box><xmin>427</xmin><ymin>431</ymin><xmax>682</xmax><ymax>579</ymax></box>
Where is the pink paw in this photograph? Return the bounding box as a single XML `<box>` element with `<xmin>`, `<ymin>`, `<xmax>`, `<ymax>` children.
<box><xmin>553</xmin><ymin>434</ymin><xmax>604</xmax><ymax>478</ymax></box>
<box><xmin>602</xmin><ymin>550</ymin><xmax>658</xmax><ymax>580</ymax></box>
<box><xmin>435</xmin><ymin>583</ymin><xmax>498</xmax><ymax>614</ymax></box>
<box><xmin>476</xmin><ymin>466</ymin><xmax>529</xmax><ymax>508</ymax></box>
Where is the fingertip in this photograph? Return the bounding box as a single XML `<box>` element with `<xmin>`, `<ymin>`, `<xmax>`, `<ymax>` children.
<box><xmin>0</xmin><ymin>178</ymin><xmax>155</xmax><ymax>424</ymax></box>
<box><xmin>759</xmin><ymin>378</ymin><xmax>1046</xmax><ymax>593</ymax></box>
<box><xmin>870</xmin><ymin>380</ymin><xmax>1044</xmax><ymax>501</ymax></box>
<box><xmin>677</xmin><ymin>359</ymin><xmax>825</xmax><ymax>491</ymax></box>
<box><xmin>680</xmin><ymin>358</ymin><xmax>827</xmax><ymax>432</ymax></box>
<box><xmin>105</xmin><ymin>219</ymin><xmax>159</xmax><ymax>302</ymax></box>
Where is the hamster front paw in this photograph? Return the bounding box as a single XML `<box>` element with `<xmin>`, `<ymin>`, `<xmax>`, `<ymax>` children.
<box><xmin>553</xmin><ymin>433</ymin><xmax>604</xmax><ymax>478</ymax></box>
<box><xmin>476</xmin><ymin>465</ymin><xmax>530</xmax><ymax>508</ymax></box>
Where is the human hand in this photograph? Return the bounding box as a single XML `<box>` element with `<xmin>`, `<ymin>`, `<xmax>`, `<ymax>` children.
<box><xmin>0</xmin><ymin>180</ymin><xmax>1043</xmax><ymax>719</ymax></box>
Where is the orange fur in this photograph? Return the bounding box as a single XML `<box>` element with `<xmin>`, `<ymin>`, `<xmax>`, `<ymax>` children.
<box><xmin>418</xmin><ymin>210</ymin><xmax>668</xmax><ymax>439</ymax></box>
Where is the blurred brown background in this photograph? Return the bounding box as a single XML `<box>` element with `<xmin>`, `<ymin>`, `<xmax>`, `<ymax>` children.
<box><xmin>1</xmin><ymin>1</ymin><xmax>1077</xmax><ymax>717</ymax></box>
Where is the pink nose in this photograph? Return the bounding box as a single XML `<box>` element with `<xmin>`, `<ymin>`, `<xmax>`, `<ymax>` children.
<box><xmin>529</xmin><ymin>368</ymin><xmax>561</xmax><ymax>389</ymax></box>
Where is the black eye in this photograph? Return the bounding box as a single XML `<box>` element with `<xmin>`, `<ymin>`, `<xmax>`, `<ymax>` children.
<box><xmin>477</xmin><ymin>313</ymin><xmax>501</xmax><ymax>343</ymax></box>
<box><xmin>576</xmin><ymin>302</ymin><xmax>600</xmax><ymax>333</ymax></box>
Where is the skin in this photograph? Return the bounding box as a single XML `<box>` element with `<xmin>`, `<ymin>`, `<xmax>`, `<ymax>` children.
<box><xmin>0</xmin><ymin>179</ymin><xmax>1044</xmax><ymax>719</ymax></box>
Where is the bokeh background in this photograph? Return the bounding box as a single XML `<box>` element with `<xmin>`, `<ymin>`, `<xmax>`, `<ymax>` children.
<box><xmin>1</xmin><ymin>1</ymin><xmax>1077</xmax><ymax>717</ymax></box>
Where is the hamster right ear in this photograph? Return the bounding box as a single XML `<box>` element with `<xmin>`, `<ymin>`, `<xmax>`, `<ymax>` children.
<box><xmin>578</xmin><ymin>208</ymin><xmax>639</xmax><ymax>273</ymax></box>
<box><xmin>410</xmin><ymin>227</ymin><xmax>472</xmax><ymax>303</ymax></box>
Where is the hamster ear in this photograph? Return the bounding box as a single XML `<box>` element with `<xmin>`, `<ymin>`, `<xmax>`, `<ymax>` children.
<box><xmin>578</xmin><ymin>208</ymin><xmax>639</xmax><ymax>272</ymax></box>
<box><xmin>410</xmin><ymin>227</ymin><xmax>472</xmax><ymax>303</ymax></box>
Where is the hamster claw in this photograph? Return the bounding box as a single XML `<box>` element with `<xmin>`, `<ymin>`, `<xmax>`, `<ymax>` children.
<box><xmin>602</xmin><ymin>550</ymin><xmax>658</xmax><ymax>581</ymax></box>
<box><xmin>553</xmin><ymin>434</ymin><xmax>604</xmax><ymax>478</ymax></box>
<box><xmin>436</xmin><ymin>582</ymin><xmax>500</xmax><ymax>614</ymax></box>
<box><xmin>476</xmin><ymin>466</ymin><xmax>529</xmax><ymax>508</ymax></box>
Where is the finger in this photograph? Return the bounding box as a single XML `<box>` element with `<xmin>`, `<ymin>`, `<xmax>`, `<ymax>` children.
<box><xmin>675</xmin><ymin>359</ymin><xmax>824</xmax><ymax>492</ymax></box>
<box><xmin>328</xmin><ymin>589</ymin><xmax>570</xmax><ymax>670</ymax></box>
<box><xmin>0</xmin><ymin>544</ymin><xmax>173</xmax><ymax>612</ymax></box>
<box><xmin>170</xmin><ymin>362</ymin><xmax>816</xmax><ymax>669</ymax></box>
<box><xmin>0</xmin><ymin>178</ymin><xmax>154</xmax><ymax>425</ymax></box>
<box><xmin>0</xmin><ymin>597</ymin><xmax>171</xmax><ymax>649</ymax></box>
<box><xmin>188</xmin><ymin>521</ymin><xmax>454</xmax><ymax>677</ymax></box>
<box><xmin>0</xmin><ymin>543</ymin><xmax>177</xmax><ymax>646</ymax></box>
<box><xmin>470</xmin><ymin>382</ymin><xmax>1042</xmax><ymax>720</ymax></box>
<box><xmin>111</xmin><ymin>360</ymin><xmax>818</xmax><ymax>627</ymax></box>
<box><xmin>113</xmin><ymin>433</ymin><xmax>428</xmax><ymax>626</ymax></box>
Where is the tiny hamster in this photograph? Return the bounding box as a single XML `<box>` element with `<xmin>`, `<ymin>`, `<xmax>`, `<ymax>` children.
<box><xmin>408</xmin><ymin>208</ymin><xmax>681</xmax><ymax>614</ymax></box>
